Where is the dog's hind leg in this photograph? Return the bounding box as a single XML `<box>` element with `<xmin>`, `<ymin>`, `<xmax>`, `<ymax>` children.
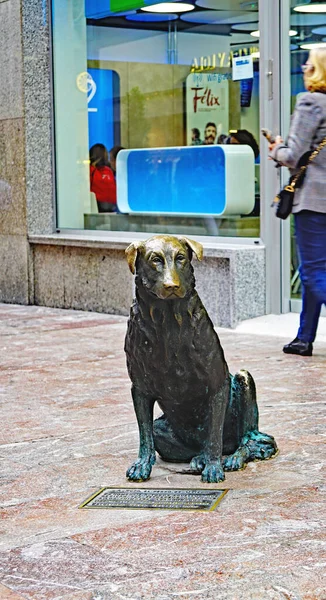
<box><xmin>153</xmin><ymin>415</ymin><xmax>199</xmax><ymax>463</ymax></box>
<box><xmin>223</xmin><ymin>370</ymin><xmax>278</xmax><ymax>471</ymax></box>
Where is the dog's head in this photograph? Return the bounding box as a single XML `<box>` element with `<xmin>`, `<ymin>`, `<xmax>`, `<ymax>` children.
<box><xmin>125</xmin><ymin>235</ymin><xmax>203</xmax><ymax>300</ymax></box>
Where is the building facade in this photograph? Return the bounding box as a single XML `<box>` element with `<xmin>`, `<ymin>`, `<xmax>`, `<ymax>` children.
<box><xmin>0</xmin><ymin>0</ymin><xmax>322</xmax><ymax>326</ymax></box>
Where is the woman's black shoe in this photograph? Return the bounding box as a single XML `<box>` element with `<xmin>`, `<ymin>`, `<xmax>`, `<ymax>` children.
<box><xmin>283</xmin><ymin>337</ymin><xmax>313</xmax><ymax>356</ymax></box>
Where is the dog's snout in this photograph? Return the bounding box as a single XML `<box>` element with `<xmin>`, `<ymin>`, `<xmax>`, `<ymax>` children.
<box><xmin>162</xmin><ymin>264</ymin><xmax>181</xmax><ymax>295</ymax></box>
<box><xmin>163</xmin><ymin>281</ymin><xmax>180</xmax><ymax>292</ymax></box>
<box><xmin>163</xmin><ymin>269</ymin><xmax>180</xmax><ymax>292</ymax></box>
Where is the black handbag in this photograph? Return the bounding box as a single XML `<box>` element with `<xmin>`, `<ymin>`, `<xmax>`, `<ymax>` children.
<box><xmin>272</xmin><ymin>137</ymin><xmax>326</xmax><ymax>220</ymax></box>
<box><xmin>274</xmin><ymin>184</ymin><xmax>295</xmax><ymax>220</ymax></box>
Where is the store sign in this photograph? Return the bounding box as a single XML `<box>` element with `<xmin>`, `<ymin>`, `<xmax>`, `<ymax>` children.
<box><xmin>186</xmin><ymin>72</ymin><xmax>230</xmax><ymax>146</ymax></box>
<box><xmin>191</xmin><ymin>47</ymin><xmax>259</xmax><ymax>73</ymax></box>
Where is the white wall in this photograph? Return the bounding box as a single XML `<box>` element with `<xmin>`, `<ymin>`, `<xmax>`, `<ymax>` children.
<box><xmin>87</xmin><ymin>26</ymin><xmax>167</xmax><ymax>63</ymax></box>
<box><xmin>87</xmin><ymin>25</ymin><xmax>231</xmax><ymax>66</ymax></box>
<box><xmin>178</xmin><ymin>31</ymin><xmax>231</xmax><ymax>66</ymax></box>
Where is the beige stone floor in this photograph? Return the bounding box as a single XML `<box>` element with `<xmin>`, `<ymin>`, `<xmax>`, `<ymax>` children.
<box><xmin>0</xmin><ymin>304</ymin><xmax>325</xmax><ymax>600</ymax></box>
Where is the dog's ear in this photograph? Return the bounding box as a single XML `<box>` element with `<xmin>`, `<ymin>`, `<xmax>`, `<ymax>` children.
<box><xmin>178</xmin><ymin>237</ymin><xmax>203</xmax><ymax>261</ymax></box>
<box><xmin>125</xmin><ymin>241</ymin><xmax>143</xmax><ymax>274</ymax></box>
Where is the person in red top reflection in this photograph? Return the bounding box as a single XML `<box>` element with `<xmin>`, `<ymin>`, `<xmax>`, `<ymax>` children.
<box><xmin>89</xmin><ymin>143</ymin><xmax>117</xmax><ymax>213</ymax></box>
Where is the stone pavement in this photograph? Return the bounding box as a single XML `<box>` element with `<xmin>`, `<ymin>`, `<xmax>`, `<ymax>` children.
<box><xmin>0</xmin><ymin>303</ymin><xmax>325</xmax><ymax>600</ymax></box>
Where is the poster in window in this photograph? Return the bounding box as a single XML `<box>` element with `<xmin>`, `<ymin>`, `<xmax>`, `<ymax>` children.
<box><xmin>186</xmin><ymin>72</ymin><xmax>231</xmax><ymax>147</ymax></box>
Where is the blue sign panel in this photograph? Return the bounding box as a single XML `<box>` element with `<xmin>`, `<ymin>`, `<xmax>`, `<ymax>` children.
<box><xmin>117</xmin><ymin>146</ymin><xmax>227</xmax><ymax>215</ymax></box>
<box><xmin>117</xmin><ymin>145</ymin><xmax>255</xmax><ymax>216</ymax></box>
<box><xmin>87</xmin><ymin>68</ymin><xmax>121</xmax><ymax>153</ymax></box>
<box><xmin>85</xmin><ymin>0</ymin><xmax>111</xmax><ymax>19</ymax></box>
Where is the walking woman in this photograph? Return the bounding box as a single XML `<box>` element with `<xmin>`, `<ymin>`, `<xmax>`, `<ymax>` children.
<box><xmin>269</xmin><ymin>48</ymin><xmax>326</xmax><ymax>356</ymax></box>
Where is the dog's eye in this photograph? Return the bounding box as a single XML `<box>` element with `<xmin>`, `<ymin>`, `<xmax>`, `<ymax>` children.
<box><xmin>151</xmin><ymin>256</ymin><xmax>163</xmax><ymax>265</ymax></box>
<box><xmin>176</xmin><ymin>254</ymin><xmax>186</xmax><ymax>262</ymax></box>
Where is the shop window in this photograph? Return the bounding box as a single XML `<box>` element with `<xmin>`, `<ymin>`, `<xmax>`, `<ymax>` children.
<box><xmin>52</xmin><ymin>0</ymin><xmax>261</xmax><ymax>237</ymax></box>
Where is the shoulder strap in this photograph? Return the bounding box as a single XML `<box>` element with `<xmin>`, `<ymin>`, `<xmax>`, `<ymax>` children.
<box><xmin>291</xmin><ymin>136</ymin><xmax>326</xmax><ymax>189</ymax></box>
<box><xmin>308</xmin><ymin>136</ymin><xmax>326</xmax><ymax>164</ymax></box>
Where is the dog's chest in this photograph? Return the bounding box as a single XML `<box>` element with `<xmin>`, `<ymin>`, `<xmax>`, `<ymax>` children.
<box><xmin>125</xmin><ymin>305</ymin><xmax>223</xmax><ymax>400</ymax></box>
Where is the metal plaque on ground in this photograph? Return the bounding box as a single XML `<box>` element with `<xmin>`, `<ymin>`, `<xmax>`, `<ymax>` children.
<box><xmin>79</xmin><ymin>487</ymin><xmax>228</xmax><ymax>511</ymax></box>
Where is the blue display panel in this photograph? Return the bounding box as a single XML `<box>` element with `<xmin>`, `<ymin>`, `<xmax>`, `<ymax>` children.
<box><xmin>117</xmin><ymin>145</ymin><xmax>255</xmax><ymax>216</ymax></box>
<box><xmin>85</xmin><ymin>0</ymin><xmax>111</xmax><ymax>19</ymax></box>
<box><xmin>117</xmin><ymin>146</ymin><xmax>226</xmax><ymax>215</ymax></box>
<box><xmin>87</xmin><ymin>68</ymin><xmax>120</xmax><ymax>153</ymax></box>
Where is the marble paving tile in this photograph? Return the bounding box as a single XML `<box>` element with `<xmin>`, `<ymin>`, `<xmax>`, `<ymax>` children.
<box><xmin>0</xmin><ymin>303</ymin><xmax>325</xmax><ymax>600</ymax></box>
<box><xmin>0</xmin><ymin>583</ymin><xmax>26</xmax><ymax>599</ymax></box>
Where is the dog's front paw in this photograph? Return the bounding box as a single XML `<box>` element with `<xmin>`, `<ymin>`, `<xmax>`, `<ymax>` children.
<box><xmin>241</xmin><ymin>430</ymin><xmax>278</xmax><ymax>461</ymax></box>
<box><xmin>223</xmin><ymin>448</ymin><xmax>249</xmax><ymax>471</ymax></box>
<box><xmin>201</xmin><ymin>460</ymin><xmax>225</xmax><ymax>483</ymax></box>
<box><xmin>189</xmin><ymin>454</ymin><xmax>206</xmax><ymax>474</ymax></box>
<box><xmin>126</xmin><ymin>455</ymin><xmax>156</xmax><ymax>482</ymax></box>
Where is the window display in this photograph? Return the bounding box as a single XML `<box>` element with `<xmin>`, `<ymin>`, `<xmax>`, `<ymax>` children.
<box><xmin>52</xmin><ymin>0</ymin><xmax>261</xmax><ymax>236</ymax></box>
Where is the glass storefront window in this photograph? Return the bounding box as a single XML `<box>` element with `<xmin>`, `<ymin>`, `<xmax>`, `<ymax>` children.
<box><xmin>52</xmin><ymin>0</ymin><xmax>261</xmax><ymax>238</ymax></box>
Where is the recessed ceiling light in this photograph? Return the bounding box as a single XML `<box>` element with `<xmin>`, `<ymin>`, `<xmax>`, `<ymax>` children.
<box><xmin>240</xmin><ymin>1</ymin><xmax>258</xmax><ymax>7</ymax></box>
<box><xmin>141</xmin><ymin>2</ymin><xmax>194</xmax><ymax>12</ymax></box>
<box><xmin>300</xmin><ymin>41</ymin><xmax>326</xmax><ymax>47</ymax></box>
<box><xmin>312</xmin><ymin>25</ymin><xmax>326</xmax><ymax>33</ymax></box>
<box><xmin>231</xmin><ymin>32</ymin><xmax>259</xmax><ymax>43</ymax></box>
<box><xmin>294</xmin><ymin>3</ymin><xmax>326</xmax><ymax>12</ymax></box>
<box><xmin>184</xmin><ymin>11</ymin><xmax>258</xmax><ymax>24</ymax></box>
<box><xmin>250</xmin><ymin>29</ymin><xmax>297</xmax><ymax>37</ymax></box>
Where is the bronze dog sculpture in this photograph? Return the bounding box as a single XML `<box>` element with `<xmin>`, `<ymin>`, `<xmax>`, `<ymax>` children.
<box><xmin>125</xmin><ymin>235</ymin><xmax>277</xmax><ymax>483</ymax></box>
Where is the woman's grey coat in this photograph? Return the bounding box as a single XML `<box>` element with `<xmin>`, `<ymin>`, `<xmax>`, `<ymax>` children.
<box><xmin>270</xmin><ymin>91</ymin><xmax>326</xmax><ymax>214</ymax></box>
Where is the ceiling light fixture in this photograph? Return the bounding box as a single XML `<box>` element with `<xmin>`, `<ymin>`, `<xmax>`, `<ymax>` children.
<box><xmin>141</xmin><ymin>2</ymin><xmax>194</xmax><ymax>13</ymax></box>
<box><xmin>240</xmin><ymin>1</ymin><xmax>258</xmax><ymax>8</ymax></box>
<box><xmin>250</xmin><ymin>29</ymin><xmax>297</xmax><ymax>37</ymax></box>
<box><xmin>294</xmin><ymin>3</ymin><xmax>326</xmax><ymax>12</ymax></box>
<box><xmin>300</xmin><ymin>41</ymin><xmax>326</xmax><ymax>47</ymax></box>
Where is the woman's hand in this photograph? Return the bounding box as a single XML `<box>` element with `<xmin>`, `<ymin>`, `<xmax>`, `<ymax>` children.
<box><xmin>268</xmin><ymin>135</ymin><xmax>283</xmax><ymax>152</ymax></box>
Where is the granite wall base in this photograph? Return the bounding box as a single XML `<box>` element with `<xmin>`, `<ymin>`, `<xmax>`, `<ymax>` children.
<box><xmin>31</xmin><ymin>244</ymin><xmax>133</xmax><ymax>316</ymax></box>
<box><xmin>0</xmin><ymin>235</ymin><xmax>29</xmax><ymax>304</ymax></box>
<box><xmin>194</xmin><ymin>247</ymin><xmax>266</xmax><ymax>327</ymax></box>
<box><xmin>30</xmin><ymin>242</ymin><xmax>266</xmax><ymax>328</ymax></box>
